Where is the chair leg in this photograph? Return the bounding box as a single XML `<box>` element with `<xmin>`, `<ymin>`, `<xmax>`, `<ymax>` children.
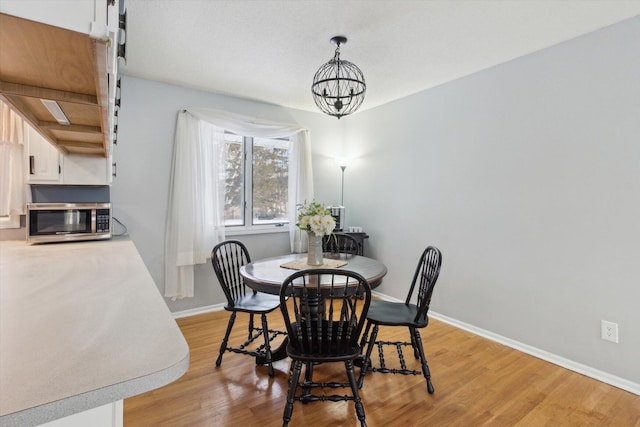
<box><xmin>346</xmin><ymin>360</ymin><xmax>367</xmax><ymax>427</ymax></box>
<box><xmin>260</xmin><ymin>313</ymin><xmax>274</xmax><ymax>377</ymax></box>
<box><xmin>358</xmin><ymin>323</ymin><xmax>379</xmax><ymax>388</ymax></box>
<box><xmin>408</xmin><ymin>326</ymin><xmax>419</xmax><ymax>359</ymax></box>
<box><xmin>360</xmin><ymin>320</ymin><xmax>372</xmax><ymax>350</ymax></box>
<box><xmin>300</xmin><ymin>362</ymin><xmax>314</xmax><ymax>401</ymax></box>
<box><xmin>283</xmin><ymin>360</ymin><xmax>303</xmax><ymax>427</ymax></box>
<box><xmin>248</xmin><ymin>313</ymin><xmax>255</xmax><ymax>340</ymax></box>
<box><xmin>216</xmin><ymin>311</ymin><xmax>237</xmax><ymax>367</ymax></box>
<box><xmin>411</xmin><ymin>326</ymin><xmax>434</xmax><ymax>394</ymax></box>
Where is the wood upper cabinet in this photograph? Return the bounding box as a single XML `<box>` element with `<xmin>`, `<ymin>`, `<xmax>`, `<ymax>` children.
<box><xmin>0</xmin><ymin>1</ymin><xmax>121</xmax><ymax>159</ymax></box>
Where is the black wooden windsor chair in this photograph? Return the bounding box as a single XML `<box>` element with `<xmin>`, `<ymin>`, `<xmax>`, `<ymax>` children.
<box><xmin>210</xmin><ymin>240</ymin><xmax>286</xmax><ymax>377</ymax></box>
<box><xmin>322</xmin><ymin>232</ymin><xmax>362</xmax><ymax>256</ymax></box>
<box><xmin>279</xmin><ymin>268</ymin><xmax>372</xmax><ymax>427</ymax></box>
<box><xmin>358</xmin><ymin>246</ymin><xmax>442</xmax><ymax>393</ymax></box>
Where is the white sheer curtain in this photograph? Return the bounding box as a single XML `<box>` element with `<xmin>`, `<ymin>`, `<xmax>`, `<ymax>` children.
<box><xmin>287</xmin><ymin>130</ymin><xmax>313</xmax><ymax>252</ymax></box>
<box><xmin>0</xmin><ymin>100</ymin><xmax>29</xmax><ymax>218</ymax></box>
<box><xmin>164</xmin><ymin>108</ymin><xmax>313</xmax><ymax>299</ymax></box>
<box><xmin>164</xmin><ymin>111</ymin><xmax>226</xmax><ymax>299</ymax></box>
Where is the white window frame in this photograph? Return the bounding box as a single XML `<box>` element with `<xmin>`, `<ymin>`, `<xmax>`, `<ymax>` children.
<box><xmin>225</xmin><ymin>134</ymin><xmax>290</xmax><ymax>236</ymax></box>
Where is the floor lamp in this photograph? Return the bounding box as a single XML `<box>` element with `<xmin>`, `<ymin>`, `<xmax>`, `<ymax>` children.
<box><xmin>335</xmin><ymin>157</ymin><xmax>351</xmax><ymax>206</ymax></box>
<box><xmin>331</xmin><ymin>158</ymin><xmax>351</xmax><ymax>232</ymax></box>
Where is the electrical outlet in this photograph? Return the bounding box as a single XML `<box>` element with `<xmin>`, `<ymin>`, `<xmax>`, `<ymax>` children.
<box><xmin>601</xmin><ymin>320</ymin><xmax>619</xmax><ymax>343</ymax></box>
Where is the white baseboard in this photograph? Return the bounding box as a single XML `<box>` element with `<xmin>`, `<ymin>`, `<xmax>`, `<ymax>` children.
<box><xmin>371</xmin><ymin>292</ymin><xmax>639</xmax><ymax>396</ymax></box>
<box><xmin>171</xmin><ymin>293</ymin><xmax>639</xmax><ymax>396</ymax></box>
<box><xmin>371</xmin><ymin>290</ymin><xmax>403</xmax><ymax>302</ymax></box>
<box><xmin>172</xmin><ymin>303</ymin><xmax>225</xmax><ymax>319</ymax></box>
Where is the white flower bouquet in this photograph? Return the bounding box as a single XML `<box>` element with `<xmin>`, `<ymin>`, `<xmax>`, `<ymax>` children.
<box><xmin>296</xmin><ymin>200</ymin><xmax>336</xmax><ymax>236</ymax></box>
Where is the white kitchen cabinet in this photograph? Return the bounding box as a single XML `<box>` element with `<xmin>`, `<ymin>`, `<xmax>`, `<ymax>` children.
<box><xmin>24</xmin><ymin>122</ymin><xmax>112</xmax><ymax>185</ymax></box>
<box><xmin>0</xmin><ymin>1</ymin><xmax>116</xmax><ymax>36</ymax></box>
<box><xmin>37</xmin><ymin>401</ymin><xmax>123</xmax><ymax>427</ymax></box>
<box><xmin>63</xmin><ymin>154</ymin><xmax>113</xmax><ymax>185</ymax></box>
<box><xmin>24</xmin><ymin>122</ymin><xmax>61</xmax><ymax>184</ymax></box>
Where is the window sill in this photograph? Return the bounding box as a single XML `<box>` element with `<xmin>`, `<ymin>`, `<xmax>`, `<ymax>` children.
<box><xmin>225</xmin><ymin>225</ymin><xmax>289</xmax><ymax>236</ymax></box>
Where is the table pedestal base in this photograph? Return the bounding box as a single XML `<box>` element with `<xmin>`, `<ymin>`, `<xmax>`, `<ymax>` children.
<box><xmin>256</xmin><ymin>337</ymin><xmax>289</xmax><ymax>365</ymax></box>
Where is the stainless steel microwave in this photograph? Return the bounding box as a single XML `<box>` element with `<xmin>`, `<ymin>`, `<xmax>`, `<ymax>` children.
<box><xmin>27</xmin><ymin>202</ymin><xmax>112</xmax><ymax>244</ymax></box>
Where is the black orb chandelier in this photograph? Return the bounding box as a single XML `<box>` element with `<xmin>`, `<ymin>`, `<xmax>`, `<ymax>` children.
<box><xmin>311</xmin><ymin>36</ymin><xmax>366</xmax><ymax>119</ymax></box>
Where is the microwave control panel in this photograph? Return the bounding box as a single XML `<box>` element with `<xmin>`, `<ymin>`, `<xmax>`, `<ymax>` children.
<box><xmin>96</xmin><ymin>209</ymin><xmax>111</xmax><ymax>233</ymax></box>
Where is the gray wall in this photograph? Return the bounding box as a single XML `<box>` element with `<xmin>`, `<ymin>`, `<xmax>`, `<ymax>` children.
<box><xmin>113</xmin><ymin>16</ymin><xmax>639</xmax><ymax>385</ymax></box>
<box><xmin>112</xmin><ymin>76</ymin><xmax>345</xmax><ymax>312</ymax></box>
<box><xmin>335</xmin><ymin>17</ymin><xmax>639</xmax><ymax>383</ymax></box>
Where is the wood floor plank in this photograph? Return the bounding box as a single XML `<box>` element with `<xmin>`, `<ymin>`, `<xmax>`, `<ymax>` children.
<box><xmin>124</xmin><ymin>310</ymin><xmax>640</xmax><ymax>426</ymax></box>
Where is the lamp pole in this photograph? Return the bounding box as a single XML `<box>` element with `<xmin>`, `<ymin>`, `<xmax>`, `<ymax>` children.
<box><xmin>340</xmin><ymin>165</ymin><xmax>346</xmax><ymax>206</ymax></box>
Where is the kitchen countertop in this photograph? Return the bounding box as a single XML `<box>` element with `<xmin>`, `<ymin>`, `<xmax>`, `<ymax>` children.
<box><xmin>0</xmin><ymin>238</ymin><xmax>190</xmax><ymax>426</ymax></box>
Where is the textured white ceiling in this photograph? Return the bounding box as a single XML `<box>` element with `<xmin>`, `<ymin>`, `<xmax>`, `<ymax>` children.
<box><xmin>121</xmin><ymin>0</ymin><xmax>640</xmax><ymax>114</ymax></box>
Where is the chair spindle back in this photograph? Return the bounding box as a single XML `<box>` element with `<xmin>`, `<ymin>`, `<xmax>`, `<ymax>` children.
<box><xmin>322</xmin><ymin>233</ymin><xmax>361</xmax><ymax>256</ymax></box>
<box><xmin>211</xmin><ymin>240</ymin><xmax>253</xmax><ymax>307</ymax></box>
<box><xmin>405</xmin><ymin>246</ymin><xmax>442</xmax><ymax>323</ymax></box>
<box><xmin>280</xmin><ymin>269</ymin><xmax>371</xmax><ymax>358</ymax></box>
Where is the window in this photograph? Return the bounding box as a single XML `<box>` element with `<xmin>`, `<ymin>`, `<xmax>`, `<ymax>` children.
<box><xmin>222</xmin><ymin>132</ymin><xmax>290</xmax><ymax>229</ymax></box>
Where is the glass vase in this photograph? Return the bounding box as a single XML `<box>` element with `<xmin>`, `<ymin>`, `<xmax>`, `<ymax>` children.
<box><xmin>307</xmin><ymin>231</ymin><xmax>324</xmax><ymax>266</ymax></box>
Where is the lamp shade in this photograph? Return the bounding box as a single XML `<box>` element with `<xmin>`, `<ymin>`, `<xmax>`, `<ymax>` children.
<box><xmin>334</xmin><ymin>157</ymin><xmax>352</xmax><ymax>169</ymax></box>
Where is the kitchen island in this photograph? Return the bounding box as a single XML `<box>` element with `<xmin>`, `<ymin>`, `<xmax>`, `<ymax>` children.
<box><xmin>0</xmin><ymin>238</ymin><xmax>189</xmax><ymax>427</ymax></box>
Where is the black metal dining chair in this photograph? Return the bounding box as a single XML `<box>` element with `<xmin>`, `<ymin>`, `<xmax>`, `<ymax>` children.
<box><xmin>279</xmin><ymin>269</ymin><xmax>372</xmax><ymax>427</ymax></box>
<box><xmin>322</xmin><ymin>232</ymin><xmax>362</xmax><ymax>255</ymax></box>
<box><xmin>359</xmin><ymin>246</ymin><xmax>442</xmax><ymax>393</ymax></box>
<box><xmin>210</xmin><ymin>240</ymin><xmax>285</xmax><ymax>377</ymax></box>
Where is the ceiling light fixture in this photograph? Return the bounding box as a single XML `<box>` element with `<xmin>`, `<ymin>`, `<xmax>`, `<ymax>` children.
<box><xmin>40</xmin><ymin>99</ymin><xmax>70</xmax><ymax>125</ymax></box>
<box><xmin>311</xmin><ymin>36</ymin><xmax>366</xmax><ymax>119</ymax></box>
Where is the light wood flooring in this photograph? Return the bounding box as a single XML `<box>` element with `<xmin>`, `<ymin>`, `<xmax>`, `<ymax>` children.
<box><xmin>124</xmin><ymin>309</ymin><xmax>640</xmax><ymax>426</ymax></box>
